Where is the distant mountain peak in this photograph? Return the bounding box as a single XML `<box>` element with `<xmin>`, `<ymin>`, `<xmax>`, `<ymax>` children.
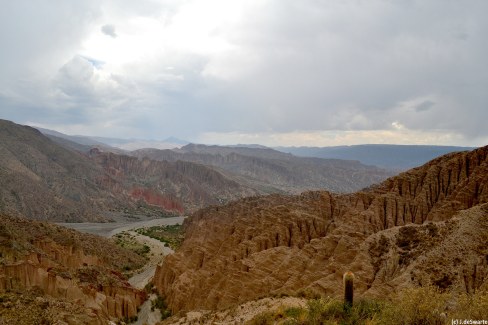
<box><xmin>163</xmin><ymin>136</ymin><xmax>189</xmax><ymax>145</ymax></box>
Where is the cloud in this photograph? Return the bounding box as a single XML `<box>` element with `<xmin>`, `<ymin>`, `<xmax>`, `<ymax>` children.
<box><xmin>415</xmin><ymin>100</ymin><xmax>435</xmax><ymax>112</ymax></box>
<box><xmin>0</xmin><ymin>0</ymin><xmax>487</xmax><ymax>146</ymax></box>
<box><xmin>101</xmin><ymin>24</ymin><xmax>117</xmax><ymax>38</ymax></box>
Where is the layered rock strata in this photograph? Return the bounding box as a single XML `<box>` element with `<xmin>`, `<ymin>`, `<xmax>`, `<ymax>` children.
<box><xmin>154</xmin><ymin>146</ymin><xmax>488</xmax><ymax>311</ymax></box>
<box><xmin>0</xmin><ymin>215</ymin><xmax>146</xmax><ymax>323</ymax></box>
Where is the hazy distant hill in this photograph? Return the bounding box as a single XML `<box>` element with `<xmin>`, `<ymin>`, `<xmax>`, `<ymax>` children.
<box><xmin>133</xmin><ymin>143</ymin><xmax>395</xmax><ymax>194</ymax></box>
<box><xmin>275</xmin><ymin>144</ymin><xmax>475</xmax><ymax>170</ymax></box>
<box><xmin>35</xmin><ymin>127</ymin><xmax>189</xmax><ymax>151</ymax></box>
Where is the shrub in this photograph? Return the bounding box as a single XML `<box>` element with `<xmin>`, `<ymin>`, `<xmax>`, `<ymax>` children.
<box><xmin>248</xmin><ymin>311</ymin><xmax>275</xmax><ymax>325</ymax></box>
<box><xmin>451</xmin><ymin>289</ymin><xmax>488</xmax><ymax>320</ymax></box>
<box><xmin>373</xmin><ymin>286</ymin><xmax>449</xmax><ymax>325</ymax></box>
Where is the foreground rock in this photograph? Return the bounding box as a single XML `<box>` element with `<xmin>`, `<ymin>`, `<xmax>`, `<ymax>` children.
<box><xmin>154</xmin><ymin>146</ymin><xmax>488</xmax><ymax>312</ymax></box>
<box><xmin>0</xmin><ymin>216</ymin><xmax>147</xmax><ymax>324</ymax></box>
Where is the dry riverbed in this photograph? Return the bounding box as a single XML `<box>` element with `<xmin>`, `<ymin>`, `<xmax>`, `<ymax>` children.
<box><xmin>58</xmin><ymin>216</ymin><xmax>184</xmax><ymax>325</ymax></box>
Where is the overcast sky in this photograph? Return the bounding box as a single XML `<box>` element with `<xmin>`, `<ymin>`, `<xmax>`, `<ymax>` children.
<box><xmin>0</xmin><ymin>0</ymin><xmax>487</xmax><ymax>147</ymax></box>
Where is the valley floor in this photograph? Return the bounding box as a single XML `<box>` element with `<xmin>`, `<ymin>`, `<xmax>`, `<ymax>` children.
<box><xmin>59</xmin><ymin>216</ymin><xmax>184</xmax><ymax>325</ymax></box>
<box><xmin>127</xmin><ymin>231</ymin><xmax>175</xmax><ymax>325</ymax></box>
<box><xmin>57</xmin><ymin>215</ymin><xmax>186</xmax><ymax>237</ymax></box>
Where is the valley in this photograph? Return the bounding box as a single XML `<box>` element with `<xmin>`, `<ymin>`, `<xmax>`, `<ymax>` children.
<box><xmin>1</xmin><ymin>2</ymin><xmax>486</xmax><ymax>323</ymax></box>
<box><xmin>0</xmin><ymin>119</ymin><xmax>486</xmax><ymax>324</ymax></box>
<box><xmin>58</xmin><ymin>215</ymin><xmax>186</xmax><ymax>238</ymax></box>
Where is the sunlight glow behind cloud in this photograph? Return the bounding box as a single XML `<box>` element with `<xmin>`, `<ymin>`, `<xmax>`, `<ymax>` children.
<box><xmin>0</xmin><ymin>0</ymin><xmax>487</xmax><ymax>147</ymax></box>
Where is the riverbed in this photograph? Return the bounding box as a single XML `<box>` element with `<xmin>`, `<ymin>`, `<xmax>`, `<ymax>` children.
<box><xmin>57</xmin><ymin>216</ymin><xmax>186</xmax><ymax>237</ymax></box>
<box><xmin>58</xmin><ymin>216</ymin><xmax>185</xmax><ymax>325</ymax></box>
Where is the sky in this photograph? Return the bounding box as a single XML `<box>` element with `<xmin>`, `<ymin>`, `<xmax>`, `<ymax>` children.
<box><xmin>0</xmin><ymin>0</ymin><xmax>487</xmax><ymax>147</ymax></box>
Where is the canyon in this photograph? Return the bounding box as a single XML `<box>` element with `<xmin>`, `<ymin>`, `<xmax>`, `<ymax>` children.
<box><xmin>154</xmin><ymin>146</ymin><xmax>488</xmax><ymax>312</ymax></box>
<box><xmin>1</xmin><ymin>119</ymin><xmax>395</xmax><ymax>222</ymax></box>
<box><xmin>1</xmin><ymin>118</ymin><xmax>485</xmax><ymax>323</ymax></box>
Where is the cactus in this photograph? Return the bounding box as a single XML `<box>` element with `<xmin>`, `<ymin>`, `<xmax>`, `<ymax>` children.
<box><xmin>343</xmin><ymin>271</ymin><xmax>354</xmax><ymax>309</ymax></box>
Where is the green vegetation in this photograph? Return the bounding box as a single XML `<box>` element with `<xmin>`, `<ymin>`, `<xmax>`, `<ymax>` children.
<box><xmin>113</xmin><ymin>231</ymin><xmax>150</xmax><ymax>277</ymax></box>
<box><xmin>135</xmin><ymin>224</ymin><xmax>184</xmax><ymax>250</ymax></box>
<box><xmin>248</xmin><ymin>286</ymin><xmax>488</xmax><ymax>325</ymax></box>
<box><xmin>114</xmin><ymin>231</ymin><xmax>151</xmax><ymax>257</ymax></box>
<box><xmin>151</xmin><ymin>294</ymin><xmax>172</xmax><ymax>320</ymax></box>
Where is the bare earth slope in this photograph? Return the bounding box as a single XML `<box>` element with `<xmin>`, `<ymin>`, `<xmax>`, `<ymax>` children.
<box><xmin>0</xmin><ymin>119</ymin><xmax>130</xmax><ymax>221</ymax></box>
<box><xmin>90</xmin><ymin>149</ymin><xmax>258</xmax><ymax>213</ymax></box>
<box><xmin>154</xmin><ymin>146</ymin><xmax>488</xmax><ymax>312</ymax></box>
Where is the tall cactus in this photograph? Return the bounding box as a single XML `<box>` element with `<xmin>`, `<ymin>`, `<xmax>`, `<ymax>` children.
<box><xmin>343</xmin><ymin>271</ymin><xmax>354</xmax><ymax>309</ymax></box>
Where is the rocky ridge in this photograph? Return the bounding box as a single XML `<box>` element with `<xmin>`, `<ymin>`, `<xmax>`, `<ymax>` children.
<box><xmin>90</xmin><ymin>149</ymin><xmax>258</xmax><ymax>213</ymax></box>
<box><xmin>154</xmin><ymin>146</ymin><xmax>488</xmax><ymax>312</ymax></box>
<box><xmin>133</xmin><ymin>144</ymin><xmax>394</xmax><ymax>194</ymax></box>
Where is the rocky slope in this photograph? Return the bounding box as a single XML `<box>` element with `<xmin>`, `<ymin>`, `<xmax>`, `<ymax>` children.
<box><xmin>0</xmin><ymin>214</ymin><xmax>147</xmax><ymax>324</ymax></box>
<box><xmin>0</xmin><ymin>119</ymin><xmax>256</xmax><ymax>221</ymax></box>
<box><xmin>154</xmin><ymin>146</ymin><xmax>488</xmax><ymax>312</ymax></box>
<box><xmin>0</xmin><ymin>119</ymin><xmax>123</xmax><ymax>221</ymax></box>
<box><xmin>133</xmin><ymin>144</ymin><xmax>394</xmax><ymax>194</ymax></box>
<box><xmin>90</xmin><ymin>149</ymin><xmax>257</xmax><ymax>213</ymax></box>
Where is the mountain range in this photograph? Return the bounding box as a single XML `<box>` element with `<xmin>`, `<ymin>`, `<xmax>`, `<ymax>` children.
<box><xmin>276</xmin><ymin>144</ymin><xmax>475</xmax><ymax>170</ymax></box>
<box><xmin>0</xmin><ymin>120</ymin><xmax>254</xmax><ymax>221</ymax></box>
<box><xmin>132</xmin><ymin>144</ymin><xmax>393</xmax><ymax>194</ymax></box>
<box><xmin>0</xmin><ymin>120</ymin><xmax>400</xmax><ymax>221</ymax></box>
<box><xmin>0</xmin><ymin>118</ymin><xmax>486</xmax><ymax>323</ymax></box>
<box><xmin>36</xmin><ymin>126</ymin><xmax>473</xmax><ymax>171</ymax></box>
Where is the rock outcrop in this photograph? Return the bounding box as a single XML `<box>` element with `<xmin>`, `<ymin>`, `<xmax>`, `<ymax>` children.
<box><xmin>0</xmin><ymin>215</ymin><xmax>147</xmax><ymax>323</ymax></box>
<box><xmin>154</xmin><ymin>146</ymin><xmax>488</xmax><ymax>312</ymax></box>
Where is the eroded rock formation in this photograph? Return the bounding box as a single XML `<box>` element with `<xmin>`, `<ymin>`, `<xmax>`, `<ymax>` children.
<box><xmin>90</xmin><ymin>149</ymin><xmax>257</xmax><ymax>213</ymax></box>
<box><xmin>0</xmin><ymin>215</ymin><xmax>146</xmax><ymax>323</ymax></box>
<box><xmin>154</xmin><ymin>146</ymin><xmax>488</xmax><ymax>312</ymax></box>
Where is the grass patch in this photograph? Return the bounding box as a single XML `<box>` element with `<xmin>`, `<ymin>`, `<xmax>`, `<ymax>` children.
<box><xmin>113</xmin><ymin>231</ymin><xmax>150</xmax><ymax>276</ymax></box>
<box><xmin>247</xmin><ymin>286</ymin><xmax>488</xmax><ymax>325</ymax></box>
<box><xmin>151</xmin><ymin>294</ymin><xmax>172</xmax><ymax>321</ymax></box>
<box><xmin>135</xmin><ymin>224</ymin><xmax>184</xmax><ymax>250</ymax></box>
